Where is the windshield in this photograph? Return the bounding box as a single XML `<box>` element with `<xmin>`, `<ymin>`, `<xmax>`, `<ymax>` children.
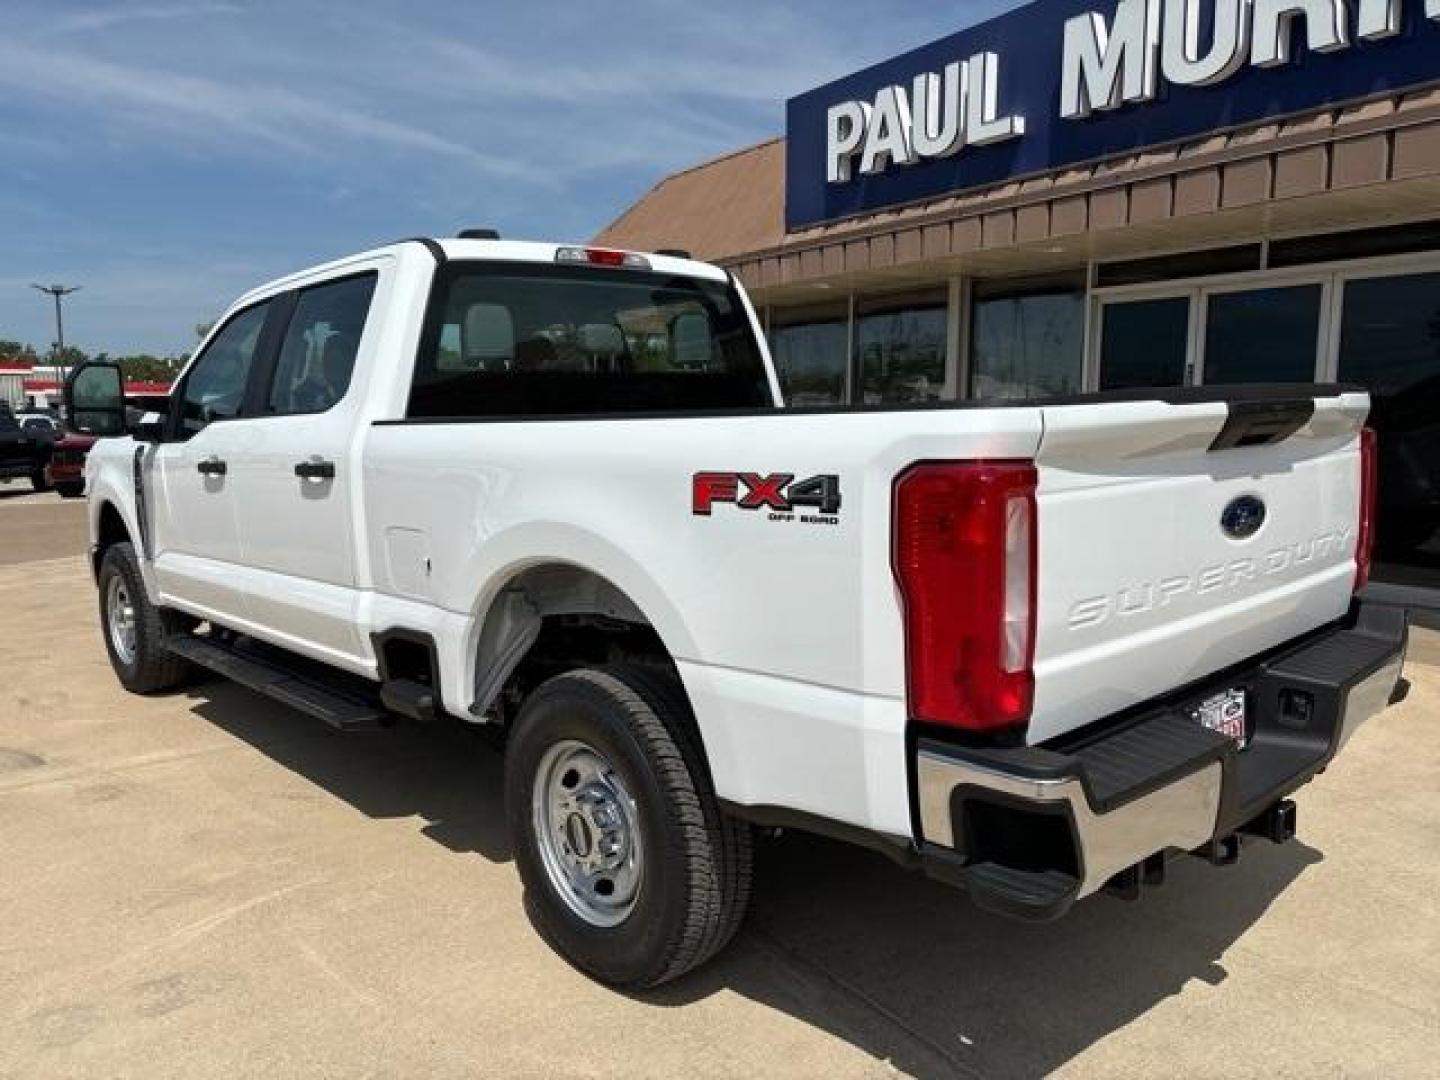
<box><xmin>408</xmin><ymin>261</ymin><xmax>773</xmax><ymax>419</ymax></box>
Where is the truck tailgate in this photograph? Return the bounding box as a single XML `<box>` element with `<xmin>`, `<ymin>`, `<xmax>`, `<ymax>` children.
<box><xmin>1029</xmin><ymin>389</ymin><xmax>1371</xmax><ymax>743</ymax></box>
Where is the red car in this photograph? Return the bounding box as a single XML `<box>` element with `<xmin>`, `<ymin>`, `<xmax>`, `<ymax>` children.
<box><xmin>46</xmin><ymin>432</ymin><xmax>96</xmax><ymax>499</ymax></box>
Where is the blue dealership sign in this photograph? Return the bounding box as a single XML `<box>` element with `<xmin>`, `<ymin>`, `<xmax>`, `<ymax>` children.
<box><xmin>785</xmin><ymin>0</ymin><xmax>1440</xmax><ymax>230</ymax></box>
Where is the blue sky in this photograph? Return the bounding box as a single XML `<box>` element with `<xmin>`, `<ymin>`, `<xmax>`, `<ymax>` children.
<box><xmin>0</xmin><ymin>1</ymin><xmax>1020</xmax><ymax>355</ymax></box>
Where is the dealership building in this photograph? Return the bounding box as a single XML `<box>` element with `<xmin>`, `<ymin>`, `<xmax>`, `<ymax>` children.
<box><xmin>598</xmin><ymin>0</ymin><xmax>1440</xmax><ymax>596</ymax></box>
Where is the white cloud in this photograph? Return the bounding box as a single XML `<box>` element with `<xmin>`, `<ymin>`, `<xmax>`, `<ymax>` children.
<box><xmin>38</xmin><ymin>2</ymin><xmax>243</xmax><ymax>38</ymax></box>
<box><xmin>0</xmin><ymin>0</ymin><xmax>1022</xmax><ymax>352</ymax></box>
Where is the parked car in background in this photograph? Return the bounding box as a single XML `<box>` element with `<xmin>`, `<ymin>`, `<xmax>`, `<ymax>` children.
<box><xmin>47</xmin><ymin>431</ymin><xmax>97</xmax><ymax>498</ymax></box>
<box><xmin>15</xmin><ymin>411</ymin><xmax>61</xmax><ymax>441</ymax></box>
<box><xmin>0</xmin><ymin>406</ymin><xmax>52</xmax><ymax>491</ymax></box>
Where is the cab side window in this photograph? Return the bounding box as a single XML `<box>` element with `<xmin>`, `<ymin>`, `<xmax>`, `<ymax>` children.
<box><xmin>179</xmin><ymin>302</ymin><xmax>270</xmax><ymax>437</ymax></box>
<box><xmin>267</xmin><ymin>274</ymin><xmax>377</xmax><ymax>416</ymax></box>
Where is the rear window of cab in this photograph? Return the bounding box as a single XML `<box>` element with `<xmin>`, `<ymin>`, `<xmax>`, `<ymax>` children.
<box><xmin>407</xmin><ymin>261</ymin><xmax>772</xmax><ymax>419</ymax></box>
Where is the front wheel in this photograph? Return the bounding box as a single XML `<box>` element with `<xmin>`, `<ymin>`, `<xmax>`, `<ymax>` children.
<box><xmin>30</xmin><ymin>468</ymin><xmax>50</xmax><ymax>493</ymax></box>
<box><xmin>55</xmin><ymin>481</ymin><xmax>85</xmax><ymax>499</ymax></box>
<box><xmin>97</xmin><ymin>542</ymin><xmax>192</xmax><ymax>693</ymax></box>
<box><xmin>505</xmin><ymin>665</ymin><xmax>752</xmax><ymax>989</ymax></box>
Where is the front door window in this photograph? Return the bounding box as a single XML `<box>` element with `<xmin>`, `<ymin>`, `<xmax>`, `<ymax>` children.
<box><xmin>179</xmin><ymin>302</ymin><xmax>270</xmax><ymax>437</ymax></box>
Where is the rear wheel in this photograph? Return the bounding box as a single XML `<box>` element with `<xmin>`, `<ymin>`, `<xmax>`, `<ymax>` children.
<box><xmin>505</xmin><ymin>665</ymin><xmax>751</xmax><ymax>988</ymax></box>
<box><xmin>30</xmin><ymin>468</ymin><xmax>50</xmax><ymax>493</ymax></box>
<box><xmin>97</xmin><ymin>542</ymin><xmax>192</xmax><ymax>693</ymax></box>
<box><xmin>55</xmin><ymin>481</ymin><xmax>85</xmax><ymax>499</ymax></box>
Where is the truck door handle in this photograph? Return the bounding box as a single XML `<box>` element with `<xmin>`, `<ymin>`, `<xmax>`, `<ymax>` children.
<box><xmin>294</xmin><ymin>459</ymin><xmax>336</xmax><ymax>480</ymax></box>
<box><xmin>196</xmin><ymin>457</ymin><xmax>227</xmax><ymax>477</ymax></box>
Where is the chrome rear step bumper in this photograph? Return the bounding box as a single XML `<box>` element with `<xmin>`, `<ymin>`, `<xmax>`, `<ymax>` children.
<box><xmin>915</xmin><ymin>603</ymin><xmax>1407</xmax><ymax>921</ymax></box>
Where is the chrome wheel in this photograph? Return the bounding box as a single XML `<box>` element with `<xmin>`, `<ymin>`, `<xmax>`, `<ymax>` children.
<box><xmin>532</xmin><ymin>739</ymin><xmax>644</xmax><ymax>927</ymax></box>
<box><xmin>105</xmin><ymin>573</ymin><xmax>138</xmax><ymax>667</ymax></box>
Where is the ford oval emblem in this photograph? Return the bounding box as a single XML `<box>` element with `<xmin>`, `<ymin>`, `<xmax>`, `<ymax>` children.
<box><xmin>1222</xmin><ymin>496</ymin><xmax>1267</xmax><ymax>540</ymax></box>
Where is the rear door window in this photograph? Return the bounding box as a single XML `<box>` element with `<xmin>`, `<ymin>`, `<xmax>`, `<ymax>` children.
<box><xmin>266</xmin><ymin>273</ymin><xmax>377</xmax><ymax>416</ymax></box>
<box><xmin>408</xmin><ymin>262</ymin><xmax>771</xmax><ymax>418</ymax></box>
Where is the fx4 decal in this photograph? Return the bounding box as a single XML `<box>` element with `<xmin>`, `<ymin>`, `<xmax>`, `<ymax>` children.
<box><xmin>692</xmin><ymin>472</ymin><xmax>842</xmax><ymax>523</ymax></box>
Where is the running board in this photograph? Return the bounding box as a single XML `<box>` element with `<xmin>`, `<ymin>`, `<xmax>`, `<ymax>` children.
<box><xmin>166</xmin><ymin>635</ymin><xmax>390</xmax><ymax>732</ymax></box>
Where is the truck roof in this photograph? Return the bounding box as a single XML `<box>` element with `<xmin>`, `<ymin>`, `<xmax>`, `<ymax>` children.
<box><xmin>235</xmin><ymin>238</ymin><xmax>729</xmax><ymax>308</ymax></box>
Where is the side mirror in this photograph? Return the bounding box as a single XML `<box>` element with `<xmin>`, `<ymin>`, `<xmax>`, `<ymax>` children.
<box><xmin>64</xmin><ymin>362</ymin><xmax>127</xmax><ymax>437</ymax></box>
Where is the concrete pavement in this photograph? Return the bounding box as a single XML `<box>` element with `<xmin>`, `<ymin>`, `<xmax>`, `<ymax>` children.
<box><xmin>1</xmin><ymin>499</ymin><xmax>1437</xmax><ymax>1078</ymax></box>
<box><xmin>0</xmin><ymin>488</ymin><xmax>89</xmax><ymax>566</ymax></box>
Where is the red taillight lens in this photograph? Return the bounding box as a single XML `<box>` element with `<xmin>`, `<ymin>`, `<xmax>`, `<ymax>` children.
<box><xmin>1355</xmin><ymin>427</ymin><xmax>1378</xmax><ymax>592</ymax></box>
<box><xmin>892</xmin><ymin>461</ymin><xmax>1038</xmax><ymax>735</ymax></box>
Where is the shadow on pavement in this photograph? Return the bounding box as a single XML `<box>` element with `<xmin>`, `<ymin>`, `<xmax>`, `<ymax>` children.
<box><xmin>188</xmin><ymin>681</ymin><xmax>512</xmax><ymax>863</ymax></box>
<box><xmin>184</xmin><ymin>678</ymin><xmax>1318</xmax><ymax>1079</ymax></box>
<box><xmin>653</xmin><ymin>832</ymin><xmax>1317</xmax><ymax>1078</ymax></box>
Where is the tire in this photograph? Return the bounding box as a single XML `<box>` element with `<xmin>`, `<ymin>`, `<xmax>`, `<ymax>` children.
<box><xmin>55</xmin><ymin>482</ymin><xmax>85</xmax><ymax>499</ymax></box>
<box><xmin>97</xmin><ymin>542</ymin><xmax>192</xmax><ymax>693</ymax></box>
<box><xmin>505</xmin><ymin>664</ymin><xmax>752</xmax><ymax>989</ymax></box>
<box><xmin>30</xmin><ymin>469</ymin><xmax>50</xmax><ymax>493</ymax></box>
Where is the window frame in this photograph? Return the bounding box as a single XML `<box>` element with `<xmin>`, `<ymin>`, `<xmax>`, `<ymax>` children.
<box><xmin>1089</xmin><ymin>265</ymin><xmax>1334</xmax><ymax>392</ymax></box>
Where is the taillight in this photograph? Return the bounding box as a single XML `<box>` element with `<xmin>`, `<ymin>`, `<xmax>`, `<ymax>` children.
<box><xmin>892</xmin><ymin>461</ymin><xmax>1038</xmax><ymax>736</ymax></box>
<box><xmin>1355</xmin><ymin>427</ymin><xmax>1378</xmax><ymax>592</ymax></box>
<box><xmin>555</xmin><ymin>246</ymin><xmax>651</xmax><ymax>270</ymax></box>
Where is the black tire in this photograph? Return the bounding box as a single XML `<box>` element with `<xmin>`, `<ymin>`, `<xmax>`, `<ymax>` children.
<box><xmin>505</xmin><ymin>665</ymin><xmax>752</xmax><ymax>989</ymax></box>
<box><xmin>97</xmin><ymin>542</ymin><xmax>192</xmax><ymax>693</ymax></box>
<box><xmin>55</xmin><ymin>482</ymin><xmax>85</xmax><ymax>499</ymax></box>
<box><xmin>30</xmin><ymin>469</ymin><xmax>50</xmax><ymax>493</ymax></box>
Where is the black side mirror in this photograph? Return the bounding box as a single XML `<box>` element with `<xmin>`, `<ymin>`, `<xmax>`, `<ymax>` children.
<box><xmin>132</xmin><ymin>413</ymin><xmax>168</xmax><ymax>443</ymax></box>
<box><xmin>64</xmin><ymin>362</ymin><xmax>128</xmax><ymax>437</ymax></box>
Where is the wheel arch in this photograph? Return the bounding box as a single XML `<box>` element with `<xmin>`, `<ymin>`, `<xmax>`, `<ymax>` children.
<box><xmin>466</xmin><ymin>556</ymin><xmax>690</xmax><ymax>723</ymax></box>
<box><xmin>92</xmin><ymin>498</ymin><xmax>132</xmax><ymax>579</ymax></box>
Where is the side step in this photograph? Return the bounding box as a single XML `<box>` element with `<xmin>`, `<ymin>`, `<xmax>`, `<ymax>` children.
<box><xmin>167</xmin><ymin>634</ymin><xmax>390</xmax><ymax>732</ymax></box>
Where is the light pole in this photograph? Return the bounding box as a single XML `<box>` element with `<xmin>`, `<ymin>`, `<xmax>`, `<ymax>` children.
<box><xmin>30</xmin><ymin>283</ymin><xmax>81</xmax><ymax>408</ymax></box>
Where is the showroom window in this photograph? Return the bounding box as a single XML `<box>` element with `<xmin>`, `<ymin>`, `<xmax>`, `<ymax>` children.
<box><xmin>768</xmin><ymin>303</ymin><xmax>849</xmax><ymax>406</ymax></box>
<box><xmin>1098</xmin><ymin>296</ymin><xmax>1192</xmax><ymax>390</ymax></box>
<box><xmin>854</xmin><ymin>289</ymin><xmax>949</xmax><ymax>405</ymax></box>
<box><xmin>970</xmin><ymin>280</ymin><xmax>1085</xmax><ymax>400</ymax></box>
<box><xmin>1203</xmin><ymin>284</ymin><xmax>1324</xmax><ymax>385</ymax></box>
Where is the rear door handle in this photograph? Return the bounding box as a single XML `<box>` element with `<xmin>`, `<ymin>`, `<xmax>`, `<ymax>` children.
<box><xmin>294</xmin><ymin>458</ymin><xmax>336</xmax><ymax>480</ymax></box>
<box><xmin>196</xmin><ymin>456</ymin><xmax>227</xmax><ymax>477</ymax></box>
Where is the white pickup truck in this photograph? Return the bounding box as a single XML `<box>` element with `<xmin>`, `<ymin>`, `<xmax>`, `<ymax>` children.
<box><xmin>66</xmin><ymin>235</ymin><xmax>1407</xmax><ymax>988</ymax></box>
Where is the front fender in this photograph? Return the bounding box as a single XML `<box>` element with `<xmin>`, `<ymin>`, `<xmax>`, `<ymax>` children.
<box><xmin>85</xmin><ymin>438</ymin><xmax>155</xmax><ymax>593</ymax></box>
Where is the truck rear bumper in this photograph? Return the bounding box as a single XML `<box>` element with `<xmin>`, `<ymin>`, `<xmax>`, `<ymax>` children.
<box><xmin>914</xmin><ymin>603</ymin><xmax>1407</xmax><ymax>921</ymax></box>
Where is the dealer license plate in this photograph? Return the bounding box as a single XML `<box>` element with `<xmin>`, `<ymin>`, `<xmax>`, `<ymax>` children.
<box><xmin>1190</xmin><ymin>688</ymin><xmax>1248</xmax><ymax>747</ymax></box>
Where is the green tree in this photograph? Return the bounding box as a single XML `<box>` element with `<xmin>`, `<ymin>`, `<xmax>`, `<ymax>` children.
<box><xmin>115</xmin><ymin>354</ymin><xmax>181</xmax><ymax>383</ymax></box>
<box><xmin>0</xmin><ymin>339</ymin><xmax>38</xmax><ymax>362</ymax></box>
<box><xmin>49</xmin><ymin>344</ymin><xmax>88</xmax><ymax>368</ymax></box>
